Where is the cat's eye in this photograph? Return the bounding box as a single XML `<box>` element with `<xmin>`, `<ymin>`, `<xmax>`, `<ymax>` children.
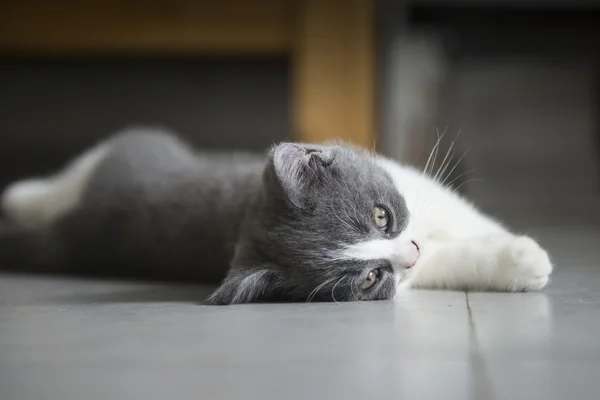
<box><xmin>362</xmin><ymin>269</ymin><xmax>380</xmax><ymax>290</ymax></box>
<box><xmin>373</xmin><ymin>206</ymin><xmax>389</xmax><ymax>231</ymax></box>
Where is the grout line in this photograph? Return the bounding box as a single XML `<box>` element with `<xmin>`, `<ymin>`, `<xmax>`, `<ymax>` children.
<box><xmin>465</xmin><ymin>291</ymin><xmax>498</xmax><ymax>400</ymax></box>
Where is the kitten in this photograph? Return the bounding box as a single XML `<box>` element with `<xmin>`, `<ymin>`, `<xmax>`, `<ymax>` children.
<box><xmin>1</xmin><ymin>127</ymin><xmax>552</xmax><ymax>303</ymax></box>
<box><xmin>1</xmin><ymin>128</ymin><xmax>418</xmax><ymax>304</ymax></box>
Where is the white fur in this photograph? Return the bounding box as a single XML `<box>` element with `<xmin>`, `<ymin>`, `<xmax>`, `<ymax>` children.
<box><xmin>337</xmin><ymin>230</ymin><xmax>418</xmax><ymax>287</ymax></box>
<box><xmin>375</xmin><ymin>156</ymin><xmax>553</xmax><ymax>293</ymax></box>
<box><xmin>341</xmin><ymin>236</ymin><xmax>416</xmax><ymax>266</ymax></box>
<box><xmin>1</xmin><ymin>143</ymin><xmax>109</xmax><ymax>229</ymax></box>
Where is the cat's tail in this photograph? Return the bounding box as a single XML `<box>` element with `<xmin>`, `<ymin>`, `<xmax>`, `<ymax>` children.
<box><xmin>2</xmin><ymin>178</ymin><xmax>62</xmax><ymax>230</ymax></box>
<box><xmin>0</xmin><ymin>138</ymin><xmax>111</xmax><ymax>274</ymax></box>
<box><xmin>1</xmin><ymin>182</ymin><xmax>70</xmax><ymax>274</ymax></box>
<box><xmin>2</xmin><ymin>140</ymin><xmax>109</xmax><ymax>230</ymax></box>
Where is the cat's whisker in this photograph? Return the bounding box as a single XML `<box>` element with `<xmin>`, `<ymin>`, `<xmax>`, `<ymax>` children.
<box><xmin>431</xmin><ymin>142</ymin><xmax>446</xmax><ymax>181</ymax></box>
<box><xmin>422</xmin><ymin>143</ymin><xmax>437</xmax><ymax>177</ymax></box>
<box><xmin>435</xmin><ymin>147</ymin><xmax>455</xmax><ymax>183</ymax></box>
<box><xmin>433</xmin><ymin>128</ymin><xmax>461</xmax><ymax>182</ymax></box>
<box><xmin>350</xmin><ymin>279</ymin><xmax>361</xmax><ymax>302</ymax></box>
<box><xmin>423</xmin><ymin>127</ymin><xmax>445</xmax><ymax>177</ymax></box>
<box><xmin>331</xmin><ymin>275</ymin><xmax>347</xmax><ymax>305</ymax></box>
<box><xmin>429</xmin><ymin>127</ymin><xmax>442</xmax><ymax>177</ymax></box>
<box><xmin>307</xmin><ymin>276</ymin><xmax>338</xmax><ymax>303</ymax></box>
<box><xmin>427</xmin><ymin>127</ymin><xmax>444</xmax><ymax>178</ymax></box>
<box><xmin>416</xmin><ymin>131</ymin><xmax>449</xmax><ymax>222</ymax></box>
<box><xmin>441</xmin><ymin>147</ymin><xmax>471</xmax><ymax>189</ymax></box>
<box><xmin>434</xmin><ymin>144</ymin><xmax>456</xmax><ymax>184</ymax></box>
<box><xmin>443</xmin><ymin>168</ymin><xmax>478</xmax><ymax>190</ymax></box>
<box><xmin>306</xmin><ymin>290</ymin><xmax>319</xmax><ymax>304</ymax></box>
<box><xmin>450</xmin><ymin>177</ymin><xmax>484</xmax><ymax>194</ymax></box>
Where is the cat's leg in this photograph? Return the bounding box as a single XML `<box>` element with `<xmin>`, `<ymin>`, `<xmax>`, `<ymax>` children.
<box><xmin>1</xmin><ymin>143</ymin><xmax>110</xmax><ymax>230</ymax></box>
<box><xmin>407</xmin><ymin>193</ymin><xmax>553</xmax><ymax>292</ymax></box>
<box><xmin>410</xmin><ymin>234</ymin><xmax>553</xmax><ymax>292</ymax></box>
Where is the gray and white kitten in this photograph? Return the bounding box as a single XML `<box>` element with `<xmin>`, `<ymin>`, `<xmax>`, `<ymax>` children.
<box><xmin>1</xmin><ymin>128</ymin><xmax>419</xmax><ymax>304</ymax></box>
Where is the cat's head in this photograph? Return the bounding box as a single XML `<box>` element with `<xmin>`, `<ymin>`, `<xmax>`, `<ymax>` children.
<box><xmin>206</xmin><ymin>142</ymin><xmax>419</xmax><ymax>305</ymax></box>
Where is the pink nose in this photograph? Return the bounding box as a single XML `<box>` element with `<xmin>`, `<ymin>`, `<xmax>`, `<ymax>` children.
<box><xmin>406</xmin><ymin>240</ymin><xmax>420</xmax><ymax>268</ymax></box>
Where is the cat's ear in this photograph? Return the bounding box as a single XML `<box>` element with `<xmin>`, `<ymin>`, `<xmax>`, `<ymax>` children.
<box><xmin>204</xmin><ymin>268</ymin><xmax>282</xmax><ymax>305</ymax></box>
<box><xmin>270</xmin><ymin>143</ymin><xmax>333</xmax><ymax>208</ymax></box>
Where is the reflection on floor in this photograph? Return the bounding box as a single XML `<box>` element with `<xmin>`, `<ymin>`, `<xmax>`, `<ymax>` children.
<box><xmin>0</xmin><ymin>226</ymin><xmax>599</xmax><ymax>400</ymax></box>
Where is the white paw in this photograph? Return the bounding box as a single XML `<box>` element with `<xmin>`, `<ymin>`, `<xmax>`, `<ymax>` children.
<box><xmin>496</xmin><ymin>236</ymin><xmax>553</xmax><ymax>292</ymax></box>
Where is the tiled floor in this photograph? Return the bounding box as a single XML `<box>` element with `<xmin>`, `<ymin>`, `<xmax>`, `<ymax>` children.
<box><xmin>1</xmin><ymin>226</ymin><xmax>599</xmax><ymax>400</ymax></box>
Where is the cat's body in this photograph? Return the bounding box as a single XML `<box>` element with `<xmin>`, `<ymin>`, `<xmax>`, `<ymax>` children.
<box><xmin>1</xmin><ymin>127</ymin><xmax>552</xmax><ymax>303</ymax></box>
<box><xmin>61</xmin><ymin>131</ymin><xmax>266</xmax><ymax>283</ymax></box>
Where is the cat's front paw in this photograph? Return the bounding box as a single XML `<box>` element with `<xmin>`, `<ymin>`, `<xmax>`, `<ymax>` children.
<box><xmin>496</xmin><ymin>236</ymin><xmax>553</xmax><ymax>292</ymax></box>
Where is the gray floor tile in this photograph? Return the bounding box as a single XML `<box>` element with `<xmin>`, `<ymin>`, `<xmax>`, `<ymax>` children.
<box><xmin>0</xmin><ymin>275</ymin><xmax>472</xmax><ymax>400</ymax></box>
<box><xmin>468</xmin><ymin>227</ymin><xmax>600</xmax><ymax>399</ymax></box>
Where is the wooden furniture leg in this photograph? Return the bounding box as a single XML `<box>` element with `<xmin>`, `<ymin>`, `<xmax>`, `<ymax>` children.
<box><xmin>292</xmin><ymin>0</ymin><xmax>377</xmax><ymax>149</ymax></box>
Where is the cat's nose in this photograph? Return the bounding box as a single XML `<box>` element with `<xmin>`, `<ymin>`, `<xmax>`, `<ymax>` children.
<box><xmin>405</xmin><ymin>240</ymin><xmax>420</xmax><ymax>269</ymax></box>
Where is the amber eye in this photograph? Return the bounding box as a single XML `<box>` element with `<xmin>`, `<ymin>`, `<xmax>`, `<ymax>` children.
<box><xmin>362</xmin><ymin>269</ymin><xmax>380</xmax><ymax>290</ymax></box>
<box><xmin>373</xmin><ymin>206</ymin><xmax>390</xmax><ymax>231</ymax></box>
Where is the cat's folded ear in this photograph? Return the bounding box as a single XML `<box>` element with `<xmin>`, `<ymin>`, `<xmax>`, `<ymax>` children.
<box><xmin>204</xmin><ymin>268</ymin><xmax>282</xmax><ymax>305</ymax></box>
<box><xmin>270</xmin><ymin>143</ymin><xmax>334</xmax><ymax>208</ymax></box>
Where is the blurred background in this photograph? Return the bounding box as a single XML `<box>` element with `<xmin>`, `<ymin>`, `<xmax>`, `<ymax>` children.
<box><xmin>1</xmin><ymin>0</ymin><xmax>599</xmax><ymax>230</ymax></box>
<box><xmin>1</xmin><ymin>4</ymin><xmax>599</xmax><ymax>399</ymax></box>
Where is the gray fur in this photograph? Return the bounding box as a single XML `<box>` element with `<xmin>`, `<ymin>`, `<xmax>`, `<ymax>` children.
<box><xmin>30</xmin><ymin>130</ymin><xmax>411</xmax><ymax>304</ymax></box>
